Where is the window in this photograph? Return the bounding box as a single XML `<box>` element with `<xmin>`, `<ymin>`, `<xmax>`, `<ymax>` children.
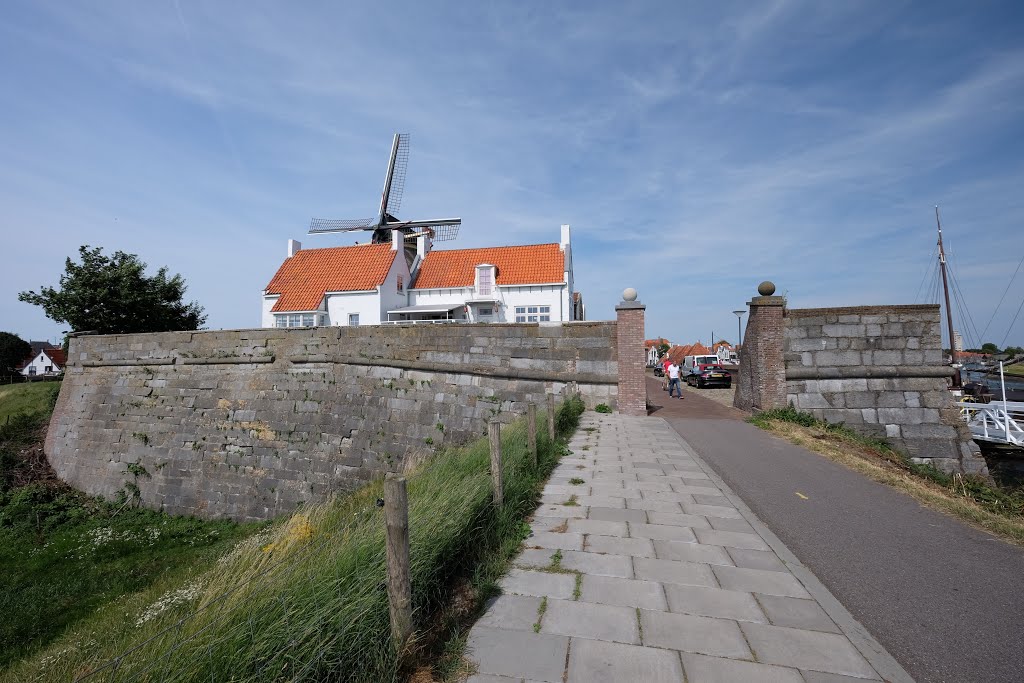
<box><xmin>28</xmin><ymin>366</ymin><xmax>36</xmax><ymax>376</ymax></box>
<box><xmin>45</xmin><ymin>365</ymin><xmax>52</xmax><ymax>373</ymax></box>
<box><xmin>477</xmin><ymin>266</ymin><xmax>493</xmax><ymax>296</ymax></box>
<box><xmin>348</xmin><ymin>313</ymin><xmax>360</xmax><ymax>326</ymax></box>
<box><xmin>397</xmin><ymin>276</ymin><xmax>403</xmax><ymax>293</ymax></box>
<box><xmin>478</xmin><ymin>307</ymin><xmax>493</xmax><ymax>319</ymax></box>
<box><xmin>514</xmin><ymin>305</ymin><xmax>551</xmax><ymax>323</ymax></box>
<box><xmin>275</xmin><ymin>313</ymin><xmax>318</xmax><ymax>328</ymax></box>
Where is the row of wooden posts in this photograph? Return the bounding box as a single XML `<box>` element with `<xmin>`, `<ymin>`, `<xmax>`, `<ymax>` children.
<box><xmin>383</xmin><ymin>391</ymin><xmax>565</xmax><ymax>649</ymax></box>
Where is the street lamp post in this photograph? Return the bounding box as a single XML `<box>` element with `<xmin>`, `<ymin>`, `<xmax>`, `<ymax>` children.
<box><xmin>732</xmin><ymin>310</ymin><xmax>745</xmax><ymax>348</ymax></box>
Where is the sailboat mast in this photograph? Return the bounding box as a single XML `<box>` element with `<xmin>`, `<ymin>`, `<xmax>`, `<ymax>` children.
<box><xmin>935</xmin><ymin>206</ymin><xmax>960</xmax><ymax>387</ymax></box>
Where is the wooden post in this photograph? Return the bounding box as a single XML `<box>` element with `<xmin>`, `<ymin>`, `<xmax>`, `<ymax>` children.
<box><xmin>384</xmin><ymin>474</ymin><xmax>412</xmax><ymax>650</ymax></box>
<box><xmin>547</xmin><ymin>394</ymin><xmax>556</xmax><ymax>442</ymax></box>
<box><xmin>488</xmin><ymin>420</ymin><xmax>503</xmax><ymax>507</ymax></box>
<box><xmin>527</xmin><ymin>403</ymin><xmax>538</xmax><ymax>469</ymax></box>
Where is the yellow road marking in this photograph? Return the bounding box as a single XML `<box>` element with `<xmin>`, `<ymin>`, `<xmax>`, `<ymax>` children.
<box><xmin>795</xmin><ymin>492</ymin><xmax>809</xmax><ymax>500</ymax></box>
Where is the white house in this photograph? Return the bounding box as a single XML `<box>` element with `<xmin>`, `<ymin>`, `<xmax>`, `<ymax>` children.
<box><xmin>17</xmin><ymin>344</ymin><xmax>66</xmax><ymax>378</ymax></box>
<box><xmin>262</xmin><ymin>225</ymin><xmax>582</xmax><ymax>327</ymax></box>
<box><xmin>262</xmin><ymin>230</ymin><xmax>413</xmax><ymax>328</ymax></box>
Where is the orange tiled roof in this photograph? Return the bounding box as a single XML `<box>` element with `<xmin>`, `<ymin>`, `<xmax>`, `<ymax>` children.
<box><xmin>265</xmin><ymin>244</ymin><xmax>396</xmax><ymax>312</ymax></box>
<box><xmin>412</xmin><ymin>244</ymin><xmax>564</xmax><ymax>289</ymax></box>
<box><xmin>645</xmin><ymin>337</ymin><xmax>670</xmax><ymax>349</ymax></box>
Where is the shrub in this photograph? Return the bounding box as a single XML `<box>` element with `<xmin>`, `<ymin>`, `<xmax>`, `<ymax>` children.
<box><xmin>594</xmin><ymin>403</ymin><xmax>612</xmax><ymax>414</ymax></box>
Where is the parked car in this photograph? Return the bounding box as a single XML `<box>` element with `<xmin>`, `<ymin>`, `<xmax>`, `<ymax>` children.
<box><xmin>686</xmin><ymin>365</ymin><xmax>732</xmax><ymax>388</ymax></box>
<box><xmin>652</xmin><ymin>366</ymin><xmax>664</xmax><ymax>377</ymax></box>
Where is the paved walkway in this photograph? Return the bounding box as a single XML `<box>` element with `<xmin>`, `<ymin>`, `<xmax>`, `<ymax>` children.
<box><xmin>465</xmin><ymin>412</ymin><xmax>912</xmax><ymax>683</ymax></box>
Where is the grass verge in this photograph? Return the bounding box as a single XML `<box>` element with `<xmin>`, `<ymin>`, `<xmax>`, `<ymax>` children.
<box><xmin>0</xmin><ymin>381</ymin><xmax>61</xmax><ymax>425</ymax></box>
<box><xmin>5</xmin><ymin>396</ymin><xmax>586</xmax><ymax>682</ymax></box>
<box><xmin>0</xmin><ymin>387</ymin><xmax>263</xmax><ymax>670</ymax></box>
<box><xmin>750</xmin><ymin>406</ymin><xmax>1024</xmax><ymax>546</ymax></box>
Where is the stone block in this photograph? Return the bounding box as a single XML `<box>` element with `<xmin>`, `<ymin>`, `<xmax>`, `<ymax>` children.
<box><xmin>740</xmin><ymin>623</ymin><xmax>877</xmax><ymax>679</ymax></box>
<box><xmin>756</xmin><ymin>595</ymin><xmax>840</xmax><ymax>633</ymax></box>
<box><xmin>568</xmin><ymin>637</ymin><xmax>683</xmax><ymax>683</ymax></box>
<box><xmin>640</xmin><ymin>609</ymin><xmax>752</xmax><ymax>658</ymax></box>
<box><xmin>467</xmin><ymin>626</ymin><xmax>568</xmax><ymax>683</ymax></box>
<box><xmin>540</xmin><ymin>598</ymin><xmax>639</xmax><ymax>643</ymax></box>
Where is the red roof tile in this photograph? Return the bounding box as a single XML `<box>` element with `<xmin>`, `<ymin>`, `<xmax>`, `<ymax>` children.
<box><xmin>265</xmin><ymin>244</ymin><xmax>396</xmax><ymax>312</ymax></box>
<box><xmin>412</xmin><ymin>244</ymin><xmax>564</xmax><ymax>289</ymax></box>
<box><xmin>44</xmin><ymin>348</ymin><xmax>67</xmax><ymax>367</ymax></box>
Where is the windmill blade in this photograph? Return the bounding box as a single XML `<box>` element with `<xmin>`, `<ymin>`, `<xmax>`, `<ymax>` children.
<box><xmin>385</xmin><ymin>133</ymin><xmax>409</xmax><ymax>219</ymax></box>
<box><xmin>308</xmin><ymin>217</ymin><xmax>376</xmax><ymax>234</ymax></box>
<box><xmin>377</xmin><ymin>133</ymin><xmax>409</xmax><ymax>225</ymax></box>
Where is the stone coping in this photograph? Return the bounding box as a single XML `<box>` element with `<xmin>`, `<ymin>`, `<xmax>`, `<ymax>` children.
<box><xmin>786</xmin><ymin>366</ymin><xmax>954</xmax><ymax>380</ymax></box>
<box><xmin>786</xmin><ymin>304</ymin><xmax>940</xmax><ymax>318</ymax></box>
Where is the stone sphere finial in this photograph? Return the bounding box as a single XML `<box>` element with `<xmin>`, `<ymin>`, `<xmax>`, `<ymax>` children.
<box><xmin>757</xmin><ymin>281</ymin><xmax>776</xmax><ymax>296</ymax></box>
<box><xmin>622</xmin><ymin>287</ymin><xmax>638</xmax><ymax>302</ymax></box>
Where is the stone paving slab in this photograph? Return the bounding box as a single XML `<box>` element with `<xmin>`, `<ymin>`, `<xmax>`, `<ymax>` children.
<box><xmin>464</xmin><ymin>413</ymin><xmax>910</xmax><ymax>682</ymax></box>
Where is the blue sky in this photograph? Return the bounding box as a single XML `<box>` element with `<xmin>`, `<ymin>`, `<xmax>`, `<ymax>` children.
<box><xmin>2</xmin><ymin>1</ymin><xmax>1023</xmax><ymax>349</ymax></box>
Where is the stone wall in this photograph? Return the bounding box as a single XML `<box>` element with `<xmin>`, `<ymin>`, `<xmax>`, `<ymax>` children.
<box><xmin>783</xmin><ymin>305</ymin><xmax>985</xmax><ymax>474</ymax></box>
<box><xmin>47</xmin><ymin>322</ymin><xmax>617</xmax><ymax>520</ymax></box>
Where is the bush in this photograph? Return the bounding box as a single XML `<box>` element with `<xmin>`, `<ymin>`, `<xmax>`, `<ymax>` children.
<box><xmin>594</xmin><ymin>403</ymin><xmax>612</xmax><ymax>414</ymax></box>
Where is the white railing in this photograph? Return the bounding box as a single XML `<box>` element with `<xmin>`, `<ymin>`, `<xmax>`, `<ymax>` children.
<box><xmin>959</xmin><ymin>400</ymin><xmax>1024</xmax><ymax>446</ymax></box>
<box><xmin>381</xmin><ymin>319</ymin><xmax>468</xmax><ymax>326</ymax></box>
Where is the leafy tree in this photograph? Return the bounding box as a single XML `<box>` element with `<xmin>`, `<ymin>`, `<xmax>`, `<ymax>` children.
<box><xmin>980</xmin><ymin>342</ymin><xmax>1000</xmax><ymax>354</ymax></box>
<box><xmin>18</xmin><ymin>246</ymin><xmax>206</xmax><ymax>335</ymax></box>
<box><xmin>0</xmin><ymin>332</ymin><xmax>31</xmax><ymax>377</ymax></box>
<box><xmin>657</xmin><ymin>341</ymin><xmax>671</xmax><ymax>358</ymax></box>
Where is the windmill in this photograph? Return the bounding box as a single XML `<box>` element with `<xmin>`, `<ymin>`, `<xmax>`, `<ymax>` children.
<box><xmin>308</xmin><ymin>133</ymin><xmax>461</xmax><ymax>263</ymax></box>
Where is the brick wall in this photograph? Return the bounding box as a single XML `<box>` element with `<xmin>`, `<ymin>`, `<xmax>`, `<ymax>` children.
<box><xmin>733</xmin><ymin>296</ymin><xmax>786</xmax><ymax>412</ymax></box>
<box><xmin>47</xmin><ymin>322</ymin><xmax>618</xmax><ymax>520</ymax></box>
<box><xmin>616</xmin><ymin>302</ymin><xmax>647</xmax><ymax>416</ymax></box>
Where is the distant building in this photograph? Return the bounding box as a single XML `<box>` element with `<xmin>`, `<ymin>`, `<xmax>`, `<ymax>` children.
<box><xmin>17</xmin><ymin>342</ymin><xmax>66</xmax><ymax>378</ymax></box>
<box><xmin>953</xmin><ymin>331</ymin><xmax>964</xmax><ymax>352</ymax></box>
<box><xmin>644</xmin><ymin>338</ymin><xmax>671</xmax><ymax>367</ymax></box>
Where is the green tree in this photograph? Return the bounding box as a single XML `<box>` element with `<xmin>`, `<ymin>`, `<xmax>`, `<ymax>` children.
<box><xmin>980</xmin><ymin>342</ymin><xmax>1000</xmax><ymax>354</ymax></box>
<box><xmin>18</xmin><ymin>246</ymin><xmax>206</xmax><ymax>335</ymax></box>
<box><xmin>0</xmin><ymin>331</ymin><xmax>31</xmax><ymax>377</ymax></box>
<box><xmin>657</xmin><ymin>341</ymin><xmax>671</xmax><ymax>358</ymax></box>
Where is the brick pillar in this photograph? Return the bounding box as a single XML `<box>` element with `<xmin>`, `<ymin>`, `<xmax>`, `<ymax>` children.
<box><xmin>616</xmin><ymin>294</ymin><xmax>647</xmax><ymax>417</ymax></box>
<box><xmin>733</xmin><ymin>283</ymin><xmax>786</xmax><ymax>412</ymax></box>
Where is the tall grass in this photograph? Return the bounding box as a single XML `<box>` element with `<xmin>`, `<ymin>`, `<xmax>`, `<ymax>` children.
<box><xmin>0</xmin><ymin>382</ymin><xmax>61</xmax><ymax>424</ymax></box>
<box><xmin>6</xmin><ymin>396</ymin><xmax>584</xmax><ymax>683</ymax></box>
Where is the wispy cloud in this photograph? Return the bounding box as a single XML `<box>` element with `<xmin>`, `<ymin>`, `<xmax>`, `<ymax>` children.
<box><xmin>1</xmin><ymin>0</ymin><xmax>1022</xmax><ymax>347</ymax></box>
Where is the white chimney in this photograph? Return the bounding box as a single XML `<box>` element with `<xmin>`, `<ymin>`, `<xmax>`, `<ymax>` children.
<box><xmin>391</xmin><ymin>229</ymin><xmax>402</xmax><ymax>251</ymax></box>
<box><xmin>417</xmin><ymin>233</ymin><xmax>432</xmax><ymax>260</ymax></box>
<box><xmin>287</xmin><ymin>239</ymin><xmax>302</xmax><ymax>258</ymax></box>
<box><xmin>560</xmin><ymin>224</ymin><xmax>571</xmax><ymax>251</ymax></box>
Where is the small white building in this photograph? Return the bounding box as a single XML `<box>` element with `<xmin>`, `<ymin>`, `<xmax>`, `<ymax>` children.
<box><xmin>262</xmin><ymin>225</ymin><xmax>582</xmax><ymax>327</ymax></box>
<box><xmin>17</xmin><ymin>345</ymin><xmax>66</xmax><ymax>378</ymax></box>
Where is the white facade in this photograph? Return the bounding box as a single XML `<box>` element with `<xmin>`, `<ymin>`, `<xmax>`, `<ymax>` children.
<box><xmin>407</xmin><ymin>283</ymin><xmax>569</xmax><ymax>323</ymax></box>
<box><xmin>20</xmin><ymin>350</ymin><xmax>63</xmax><ymax>377</ymax></box>
<box><xmin>647</xmin><ymin>346</ymin><xmax>660</xmax><ymax>367</ymax></box>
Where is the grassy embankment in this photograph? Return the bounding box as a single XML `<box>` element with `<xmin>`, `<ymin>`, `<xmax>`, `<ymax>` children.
<box><xmin>750</xmin><ymin>406</ymin><xmax>1024</xmax><ymax>546</ymax></box>
<box><xmin>999</xmin><ymin>362</ymin><xmax>1024</xmax><ymax>377</ymax></box>
<box><xmin>4</xmin><ymin>389</ymin><xmax>586</xmax><ymax>683</ymax></box>
<box><xmin>0</xmin><ymin>382</ymin><xmax>262</xmax><ymax>670</ymax></box>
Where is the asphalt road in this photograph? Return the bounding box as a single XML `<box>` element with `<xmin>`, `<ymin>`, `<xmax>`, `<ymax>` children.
<box><xmin>649</xmin><ymin>378</ymin><xmax>1024</xmax><ymax>683</ymax></box>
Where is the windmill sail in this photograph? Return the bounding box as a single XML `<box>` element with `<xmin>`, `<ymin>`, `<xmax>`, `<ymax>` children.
<box><xmin>308</xmin><ymin>132</ymin><xmax>461</xmax><ymax>242</ymax></box>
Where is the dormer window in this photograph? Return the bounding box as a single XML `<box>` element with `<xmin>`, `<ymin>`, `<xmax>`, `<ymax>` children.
<box><xmin>475</xmin><ymin>264</ymin><xmax>496</xmax><ymax>297</ymax></box>
<box><xmin>397</xmin><ymin>276</ymin><xmax>403</xmax><ymax>293</ymax></box>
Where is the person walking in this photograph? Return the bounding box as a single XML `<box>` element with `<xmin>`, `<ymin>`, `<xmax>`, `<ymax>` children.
<box><xmin>667</xmin><ymin>361</ymin><xmax>683</xmax><ymax>399</ymax></box>
<box><xmin>662</xmin><ymin>357</ymin><xmax>672</xmax><ymax>391</ymax></box>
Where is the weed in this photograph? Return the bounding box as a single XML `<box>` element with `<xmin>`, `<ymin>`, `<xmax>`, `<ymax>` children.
<box><xmin>548</xmin><ymin>550</ymin><xmax>563</xmax><ymax>570</ymax></box>
<box><xmin>595</xmin><ymin>404</ymin><xmax>612</xmax><ymax>414</ymax></box>
<box><xmin>436</xmin><ymin>423</ymin><xmax>445</xmax><ymax>432</ymax></box>
<box><xmin>569</xmin><ymin>478</ymin><xmax>585</xmax><ymax>485</ymax></box>
<box><xmin>425</xmin><ymin>437</ymin><xmax>434</xmax><ymax>446</ymax></box>
<box><xmin>533</xmin><ymin>596</ymin><xmax>547</xmax><ymax>632</ymax></box>
<box><xmin>131</xmin><ymin>432</ymin><xmax>149</xmax><ymax>445</ymax></box>
<box><xmin>572</xmin><ymin>572</ymin><xmax>583</xmax><ymax>600</ymax></box>
<box><xmin>562</xmin><ymin>495</ymin><xmax>579</xmax><ymax>507</ymax></box>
